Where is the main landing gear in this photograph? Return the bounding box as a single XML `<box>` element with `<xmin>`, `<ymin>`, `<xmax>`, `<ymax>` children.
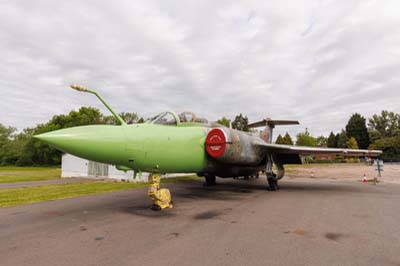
<box><xmin>266</xmin><ymin>154</ymin><xmax>279</xmax><ymax>191</ymax></box>
<box><xmin>147</xmin><ymin>173</ymin><xmax>173</xmax><ymax>211</ymax></box>
<box><xmin>203</xmin><ymin>174</ymin><xmax>217</xmax><ymax>186</ymax></box>
<box><xmin>267</xmin><ymin>175</ymin><xmax>279</xmax><ymax>191</ymax></box>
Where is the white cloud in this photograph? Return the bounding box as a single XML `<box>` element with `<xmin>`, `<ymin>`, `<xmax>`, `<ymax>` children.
<box><xmin>0</xmin><ymin>0</ymin><xmax>399</xmax><ymax>139</ymax></box>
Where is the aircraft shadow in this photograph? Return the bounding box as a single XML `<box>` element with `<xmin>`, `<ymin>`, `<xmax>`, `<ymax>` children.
<box><xmin>119</xmin><ymin>180</ymin><xmax>369</xmax><ymax>218</ymax></box>
<box><xmin>174</xmin><ymin>178</ymin><xmax>368</xmax><ymax>199</ymax></box>
<box><xmin>120</xmin><ymin>205</ymin><xmax>178</xmax><ymax>218</ymax></box>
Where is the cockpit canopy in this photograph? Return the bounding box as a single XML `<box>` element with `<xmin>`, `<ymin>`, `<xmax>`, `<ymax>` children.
<box><xmin>149</xmin><ymin>111</ymin><xmax>208</xmax><ymax>126</ymax></box>
<box><xmin>151</xmin><ymin>112</ymin><xmax>177</xmax><ymax>126</ymax></box>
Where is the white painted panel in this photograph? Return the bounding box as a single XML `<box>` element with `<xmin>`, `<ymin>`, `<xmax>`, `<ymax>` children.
<box><xmin>61</xmin><ymin>154</ymin><xmax>89</xmax><ymax>178</ymax></box>
<box><xmin>61</xmin><ymin>154</ymin><xmax>194</xmax><ymax>183</ymax></box>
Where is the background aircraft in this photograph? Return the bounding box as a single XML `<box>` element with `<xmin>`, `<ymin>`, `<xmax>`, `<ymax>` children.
<box><xmin>35</xmin><ymin>85</ymin><xmax>382</xmax><ymax>207</ymax></box>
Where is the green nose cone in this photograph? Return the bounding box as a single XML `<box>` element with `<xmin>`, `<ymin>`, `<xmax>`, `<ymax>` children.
<box><xmin>34</xmin><ymin>127</ymin><xmax>94</xmax><ymax>156</ymax></box>
<box><xmin>34</xmin><ymin>125</ymin><xmax>127</xmax><ymax>164</ymax></box>
<box><xmin>34</xmin><ymin>130</ymin><xmax>75</xmax><ymax>148</ymax></box>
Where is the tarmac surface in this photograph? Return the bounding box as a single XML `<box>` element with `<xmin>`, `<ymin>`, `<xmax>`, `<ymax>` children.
<box><xmin>1</xmin><ymin>176</ymin><xmax>400</xmax><ymax>266</ymax></box>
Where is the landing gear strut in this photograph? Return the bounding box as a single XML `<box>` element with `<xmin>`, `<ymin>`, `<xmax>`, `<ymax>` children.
<box><xmin>147</xmin><ymin>173</ymin><xmax>173</xmax><ymax>211</ymax></box>
<box><xmin>267</xmin><ymin>175</ymin><xmax>279</xmax><ymax>191</ymax></box>
<box><xmin>266</xmin><ymin>154</ymin><xmax>279</xmax><ymax>191</ymax></box>
<box><xmin>204</xmin><ymin>174</ymin><xmax>216</xmax><ymax>186</ymax></box>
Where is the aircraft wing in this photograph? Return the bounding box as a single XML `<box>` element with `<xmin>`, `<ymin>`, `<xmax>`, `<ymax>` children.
<box><xmin>253</xmin><ymin>140</ymin><xmax>382</xmax><ymax>157</ymax></box>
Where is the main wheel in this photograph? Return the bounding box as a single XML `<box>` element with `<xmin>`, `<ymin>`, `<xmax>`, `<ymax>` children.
<box><xmin>267</xmin><ymin>177</ymin><xmax>278</xmax><ymax>191</ymax></box>
<box><xmin>204</xmin><ymin>174</ymin><xmax>216</xmax><ymax>186</ymax></box>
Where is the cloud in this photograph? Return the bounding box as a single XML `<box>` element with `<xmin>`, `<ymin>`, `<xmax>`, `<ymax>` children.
<box><xmin>0</xmin><ymin>0</ymin><xmax>399</xmax><ymax>138</ymax></box>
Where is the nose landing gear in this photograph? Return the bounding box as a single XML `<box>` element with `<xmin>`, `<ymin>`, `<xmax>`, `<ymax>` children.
<box><xmin>147</xmin><ymin>173</ymin><xmax>173</xmax><ymax>211</ymax></box>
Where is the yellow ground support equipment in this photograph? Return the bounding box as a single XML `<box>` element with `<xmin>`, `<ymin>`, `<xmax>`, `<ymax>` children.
<box><xmin>147</xmin><ymin>173</ymin><xmax>173</xmax><ymax>210</ymax></box>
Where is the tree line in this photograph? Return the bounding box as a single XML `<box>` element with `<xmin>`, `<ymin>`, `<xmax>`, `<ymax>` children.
<box><xmin>0</xmin><ymin>109</ymin><xmax>399</xmax><ymax>166</ymax></box>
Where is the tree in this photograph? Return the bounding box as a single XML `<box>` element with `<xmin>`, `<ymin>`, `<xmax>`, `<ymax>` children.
<box><xmin>368</xmin><ymin>110</ymin><xmax>400</xmax><ymax>139</ymax></box>
<box><xmin>369</xmin><ymin>110</ymin><xmax>400</xmax><ymax>137</ymax></box>
<box><xmin>370</xmin><ymin>136</ymin><xmax>400</xmax><ymax>161</ymax></box>
<box><xmin>347</xmin><ymin>137</ymin><xmax>359</xmax><ymax>149</ymax></box>
<box><xmin>0</xmin><ymin>124</ymin><xmax>16</xmax><ymax>148</ymax></box>
<box><xmin>217</xmin><ymin>117</ymin><xmax>231</xmax><ymax>127</ymax></box>
<box><xmin>231</xmin><ymin>114</ymin><xmax>249</xmax><ymax>131</ymax></box>
<box><xmin>296</xmin><ymin>129</ymin><xmax>316</xmax><ymax>147</ymax></box>
<box><xmin>0</xmin><ymin>124</ymin><xmax>18</xmax><ymax>165</ymax></box>
<box><xmin>46</xmin><ymin>106</ymin><xmax>103</xmax><ymax>129</ymax></box>
<box><xmin>316</xmin><ymin>135</ymin><xmax>327</xmax><ymax>147</ymax></box>
<box><xmin>335</xmin><ymin>133</ymin><xmax>340</xmax><ymax>147</ymax></box>
<box><xmin>327</xmin><ymin>132</ymin><xmax>338</xmax><ymax>148</ymax></box>
<box><xmin>0</xmin><ymin>123</ymin><xmax>16</xmax><ymax>139</ymax></box>
<box><xmin>368</xmin><ymin>130</ymin><xmax>382</xmax><ymax>144</ymax></box>
<box><xmin>283</xmin><ymin>132</ymin><xmax>294</xmax><ymax>145</ymax></box>
<box><xmin>104</xmin><ymin>112</ymin><xmax>139</xmax><ymax>124</ymax></box>
<box><xmin>345</xmin><ymin>113</ymin><xmax>370</xmax><ymax>149</ymax></box>
<box><xmin>367</xmin><ymin>111</ymin><xmax>400</xmax><ymax>161</ymax></box>
<box><xmin>337</xmin><ymin>130</ymin><xmax>348</xmax><ymax>148</ymax></box>
<box><xmin>275</xmin><ymin>134</ymin><xmax>284</xmax><ymax>144</ymax></box>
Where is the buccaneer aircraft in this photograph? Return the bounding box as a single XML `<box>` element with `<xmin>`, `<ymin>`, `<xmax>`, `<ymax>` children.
<box><xmin>35</xmin><ymin>85</ymin><xmax>382</xmax><ymax>209</ymax></box>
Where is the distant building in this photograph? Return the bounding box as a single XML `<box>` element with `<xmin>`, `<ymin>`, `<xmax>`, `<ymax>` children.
<box><xmin>61</xmin><ymin>154</ymin><xmax>148</xmax><ymax>182</ymax></box>
<box><xmin>61</xmin><ymin>154</ymin><xmax>191</xmax><ymax>182</ymax></box>
<box><xmin>313</xmin><ymin>154</ymin><xmax>337</xmax><ymax>161</ymax></box>
<box><xmin>313</xmin><ymin>144</ymin><xmax>336</xmax><ymax>161</ymax></box>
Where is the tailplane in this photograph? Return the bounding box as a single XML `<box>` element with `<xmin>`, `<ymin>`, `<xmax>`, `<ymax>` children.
<box><xmin>248</xmin><ymin>119</ymin><xmax>299</xmax><ymax>129</ymax></box>
<box><xmin>248</xmin><ymin>118</ymin><xmax>299</xmax><ymax>143</ymax></box>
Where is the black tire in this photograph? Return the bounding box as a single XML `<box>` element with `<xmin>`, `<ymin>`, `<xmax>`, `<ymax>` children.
<box><xmin>204</xmin><ymin>174</ymin><xmax>216</xmax><ymax>186</ymax></box>
<box><xmin>151</xmin><ymin>204</ymin><xmax>162</xmax><ymax>211</ymax></box>
<box><xmin>268</xmin><ymin>178</ymin><xmax>278</xmax><ymax>191</ymax></box>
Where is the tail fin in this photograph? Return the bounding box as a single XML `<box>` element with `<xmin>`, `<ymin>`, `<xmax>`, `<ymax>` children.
<box><xmin>248</xmin><ymin>118</ymin><xmax>299</xmax><ymax>143</ymax></box>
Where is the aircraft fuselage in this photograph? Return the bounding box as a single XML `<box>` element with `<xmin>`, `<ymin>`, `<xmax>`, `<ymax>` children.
<box><xmin>35</xmin><ymin>123</ymin><xmax>266</xmax><ymax>177</ymax></box>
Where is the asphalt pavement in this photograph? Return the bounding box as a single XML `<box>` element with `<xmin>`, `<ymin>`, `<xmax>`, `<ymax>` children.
<box><xmin>1</xmin><ymin>177</ymin><xmax>399</xmax><ymax>266</ymax></box>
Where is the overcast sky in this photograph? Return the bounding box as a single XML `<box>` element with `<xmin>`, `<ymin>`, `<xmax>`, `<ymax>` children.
<box><xmin>1</xmin><ymin>0</ymin><xmax>399</xmax><ymax>138</ymax></box>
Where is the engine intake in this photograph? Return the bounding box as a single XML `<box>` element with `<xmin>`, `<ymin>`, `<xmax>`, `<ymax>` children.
<box><xmin>205</xmin><ymin>127</ymin><xmax>263</xmax><ymax>165</ymax></box>
<box><xmin>205</xmin><ymin>128</ymin><xmax>227</xmax><ymax>158</ymax></box>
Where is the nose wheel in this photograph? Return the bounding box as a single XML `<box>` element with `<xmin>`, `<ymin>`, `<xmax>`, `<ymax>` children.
<box><xmin>147</xmin><ymin>173</ymin><xmax>173</xmax><ymax>211</ymax></box>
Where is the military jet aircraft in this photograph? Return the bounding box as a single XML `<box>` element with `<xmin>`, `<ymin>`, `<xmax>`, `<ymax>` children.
<box><xmin>35</xmin><ymin>85</ymin><xmax>382</xmax><ymax>205</ymax></box>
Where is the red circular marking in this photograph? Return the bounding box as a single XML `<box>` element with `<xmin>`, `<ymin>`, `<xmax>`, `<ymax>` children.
<box><xmin>206</xmin><ymin>128</ymin><xmax>227</xmax><ymax>158</ymax></box>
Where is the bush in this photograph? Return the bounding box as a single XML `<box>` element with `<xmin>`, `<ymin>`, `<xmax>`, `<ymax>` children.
<box><xmin>371</xmin><ymin>137</ymin><xmax>400</xmax><ymax>161</ymax></box>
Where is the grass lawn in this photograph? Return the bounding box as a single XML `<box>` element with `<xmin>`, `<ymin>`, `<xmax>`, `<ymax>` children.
<box><xmin>0</xmin><ymin>166</ymin><xmax>61</xmax><ymax>184</ymax></box>
<box><xmin>0</xmin><ymin>175</ymin><xmax>200</xmax><ymax>208</ymax></box>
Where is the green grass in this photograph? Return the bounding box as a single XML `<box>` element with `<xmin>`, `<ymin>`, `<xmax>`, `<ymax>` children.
<box><xmin>0</xmin><ymin>175</ymin><xmax>200</xmax><ymax>208</ymax></box>
<box><xmin>0</xmin><ymin>166</ymin><xmax>61</xmax><ymax>184</ymax></box>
